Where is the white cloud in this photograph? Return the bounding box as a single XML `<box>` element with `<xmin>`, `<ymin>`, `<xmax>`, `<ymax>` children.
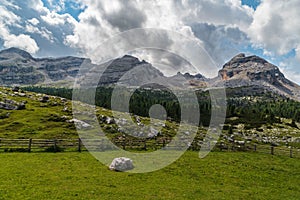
<box><xmin>249</xmin><ymin>0</ymin><xmax>300</xmax><ymax>57</ymax></box>
<box><xmin>41</xmin><ymin>11</ymin><xmax>77</xmax><ymax>26</ymax></box>
<box><xmin>25</xmin><ymin>24</ymin><xmax>54</xmax><ymax>42</ymax></box>
<box><xmin>191</xmin><ymin>23</ymin><xmax>249</xmax><ymax>66</ymax></box>
<box><xmin>280</xmin><ymin>64</ymin><xmax>300</xmax><ymax>84</ymax></box>
<box><xmin>45</xmin><ymin>0</ymin><xmax>84</xmax><ymax>12</ymax></box>
<box><xmin>28</xmin><ymin>18</ymin><xmax>40</xmax><ymax>25</ymax></box>
<box><xmin>0</xmin><ymin>0</ymin><xmax>81</xmax><ymax>56</ymax></box>
<box><xmin>178</xmin><ymin>0</ymin><xmax>254</xmax><ymax>31</ymax></box>
<box><xmin>3</xmin><ymin>34</ymin><xmax>39</xmax><ymax>54</ymax></box>
<box><xmin>3</xmin><ymin>0</ymin><xmax>300</xmax><ymax>83</ymax></box>
<box><xmin>0</xmin><ymin>5</ymin><xmax>20</xmax><ymax>24</ymax></box>
<box><xmin>46</xmin><ymin>0</ymin><xmax>66</xmax><ymax>12</ymax></box>
<box><xmin>0</xmin><ymin>0</ymin><xmax>20</xmax><ymax>10</ymax></box>
<box><xmin>0</xmin><ymin>5</ymin><xmax>39</xmax><ymax>54</ymax></box>
<box><xmin>65</xmin><ymin>0</ymin><xmax>253</xmax><ymax>76</ymax></box>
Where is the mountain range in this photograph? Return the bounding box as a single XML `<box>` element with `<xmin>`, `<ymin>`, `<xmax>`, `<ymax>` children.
<box><xmin>0</xmin><ymin>47</ymin><xmax>299</xmax><ymax>100</ymax></box>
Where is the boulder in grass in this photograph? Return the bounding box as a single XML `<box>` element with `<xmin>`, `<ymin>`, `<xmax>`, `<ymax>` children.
<box><xmin>12</xmin><ymin>86</ymin><xmax>20</xmax><ymax>92</ymax></box>
<box><xmin>109</xmin><ymin>157</ymin><xmax>134</xmax><ymax>172</ymax></box>
<box><xmin>39</xmin><ymin>96</ymin><xmax>50</xmax><ymax>103</ymax></box>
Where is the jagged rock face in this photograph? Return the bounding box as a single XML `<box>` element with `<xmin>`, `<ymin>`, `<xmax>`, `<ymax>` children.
<box><xmin>37</xmin><ymin>57</ymin><xmax>85</xmax><ymax>81</ymax></box>
<box><xmin>217</xmin><ymin>53</ymin><xmax>300</xmax><ymax>99</ymax></box>
<box><xmin>0</xmin><ymin>48</ymin><xmax>44</xmax><ymax>85</ymax></box>
<box><xmin>0</xmin><ymin>48</ymin><xmax>207</xmax><ymax>88</ymax></box>
<box><xmin>0</xmin><ymin>49</ymin><xmax>170</xmax><ymax>87</ymax></box>
<box><xmin>0</xmin><ymin>48</ymin><xmax>85</xmax><ymax>86</ymax></box>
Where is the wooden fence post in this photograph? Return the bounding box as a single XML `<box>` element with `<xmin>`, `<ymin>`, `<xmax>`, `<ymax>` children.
<box><xmin>254</xmin><ymin>144</ymin><xmax>257</xmax><ymax>152</ymax></box>
<box><xmin>290</xmin><ymin>148</ymin><xmax>293</xmax><ymax>158</ymax></box>
<box><xmin>143</xmin><ymin>140</ymin><xmax>147</xmax><ymax>150</ymax></box>
<box><xmin>122</xmin><ymin>136</ymin><xmax>126</xmax><ymax>150</ymax></box>
<box><xmin>28</xmin><ymin>138</ymin><xmax>32</xmax><ymax>153</ymax></box>
<box><xmin>54</xmin><ymin>139</ymin><xmax>57</xmax><ymax>153</ymax></box>
<box><xmin>78</xmin><ymin>138</ymin><xmax>81</xmax><ymax>152</ymax></box>
<box><xmin>271</xmin><ymin>146</ymin><xmax>274</xmax><ymax>155</ymax></box>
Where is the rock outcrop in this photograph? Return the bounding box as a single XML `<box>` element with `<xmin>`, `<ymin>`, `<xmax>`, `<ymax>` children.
<box><xmin>0</xmin><ymin>98</ymin><xmax>26</xmax><ymax>110</ymax></box>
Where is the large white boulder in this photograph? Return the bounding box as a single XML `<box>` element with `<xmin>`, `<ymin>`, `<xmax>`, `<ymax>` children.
<box><xmin>109</xmin><ymin>157</ymin><xmax>134</xmax><ymax>172</ymax></box>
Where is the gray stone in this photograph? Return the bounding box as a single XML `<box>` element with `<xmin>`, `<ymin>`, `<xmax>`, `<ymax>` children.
<box><xmin>39</xmin><ymin>96</ymin><xmax>50</xmax><ymax>103</ymax></box>
<box><xmin>109</xmin><ymin>157</ymin><xmax>134</xmax><ymax>172</ymax></box>
<box><xmin>147</xmin><ymin>127</ymin><xmax>159</xmax><ymax>138</ymax></box>
<box><xmin>67</xmin><ymin>119</ymin><xmax>93</xmax><ymax>129</ymax></box>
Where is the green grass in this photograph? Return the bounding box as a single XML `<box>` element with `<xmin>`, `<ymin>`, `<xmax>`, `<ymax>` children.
<box><xmin>0</xmin><ymin>151</ymin><xmax>299</xmax><ymax>200</ymax></box>
<box><xmin>0</xmin><ymin>87</ymin><xmax>77</xmax><ymax>139</ymax></box>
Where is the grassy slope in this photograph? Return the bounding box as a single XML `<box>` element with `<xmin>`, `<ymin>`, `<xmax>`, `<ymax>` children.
<box><xmin>0</xmin><ymin>151</ymin><xmax>299</xmax><ymax>200</ymax></box>
<box><xmin>0</xmin><ymin>87</ymin><xmax>78</xmax><ymax>139</ymax></box>
<box><xmin>0</xmin><ymin>87</ymin><xmax>186</xmax><ymax>141</ymax></box>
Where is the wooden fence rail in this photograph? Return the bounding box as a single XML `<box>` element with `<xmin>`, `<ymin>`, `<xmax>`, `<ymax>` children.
<box><xmin>0</xmin><ymin>138</ymin><xmax>299</xmax><ymax>159</ymax></box>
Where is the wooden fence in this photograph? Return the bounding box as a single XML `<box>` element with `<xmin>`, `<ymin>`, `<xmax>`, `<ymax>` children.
<box><xmin>0</xmin><ymin>138</ymin><xmax>300</xmax><ymax>159</ymax></box>
<box><xmin>215</xmin><ymin>142</ymin><xmax>300</xmax><ymax>159</ymax></box>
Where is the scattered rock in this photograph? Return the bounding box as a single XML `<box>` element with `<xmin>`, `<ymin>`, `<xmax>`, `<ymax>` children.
<box><xmin>67</xmin><ymin>119</ymin><xmax>93</xmax><ymax>129</ymax></box>
<box><xmin>18</xmin><ymin>93</ymin><xmax>26</xmax><ymax>97</ymax></box>
<box><xmin>16</xmin><ymin>103</ymin><xmax>26</xmax><ymax>110</ymax></box>
<box><xmin>12</xmin><ymin>86</ymin><xmax>20</xmax><ymax>92</ymax></box>
<box><xmin>60</xmin><ymin>98</ymin><xmax>67</xmax><ymax>102</ymax></box>
<box><xmin>39</xmin><ymin>96</ymin><xmax>50</xmax><ymax>103</ymax></box>
<box><xmin>148</xmin><ymin>127</ymin><xmax>159</xmax><ymax>138</ymax></box>
<box><xmin>62</xmin><ymin>106</ymin><xmax>70</xmax><ymax>112</ymax></box>
<box><xmin>0</xmin><ymin>99</ymin><xmax>26</xmax><ymax>110</ymax></box>
<box><xmin>106</xmin><ymin>117</ymin><xmax>115</xmax><ymax>124</ymax></box>
<box><xmin>135</xmin><ymin>116</ymin><xmax>141</xmax><ymax>123</ymax></box>
<box><xmin>235</xmin><ymin>140</ymin><xmax>245</xmax><ymax>145</ymax></box>
<box><xmin>271</xmin><ymin>142</ymin><xmax>280</xmax><ymax>147</ymax></box>
<box><xmin>61</xmin><ymin>115</ymin><xmax>71</xmax><ymax>120</ymax></box>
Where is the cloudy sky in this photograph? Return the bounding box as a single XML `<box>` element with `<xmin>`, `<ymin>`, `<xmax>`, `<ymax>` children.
<box><xmin>0</xmin><ymin>0</ymin><xmax>300</xmax><ymax>82</ymax></box>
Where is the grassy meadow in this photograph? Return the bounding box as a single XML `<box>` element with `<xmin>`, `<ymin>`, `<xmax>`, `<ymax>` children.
<box><xmin>0</xmin><ymin>151</ymin><xmax>299</xmax><ymax>200</ymax></box>
<box><xmin>0</xmin><ymin>87</ymin><xmax>300</xmax><ymax>199</ymax></box>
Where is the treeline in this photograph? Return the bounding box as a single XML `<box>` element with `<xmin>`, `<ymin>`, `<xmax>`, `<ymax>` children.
<box><xmin>23</xmin><ymin>86</ymin><xmax>300</xmax><ymax>127</ymax></box>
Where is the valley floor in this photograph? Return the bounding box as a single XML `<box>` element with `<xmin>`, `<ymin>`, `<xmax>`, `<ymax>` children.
<box><xmin>0</xmin><ymin>151</ymin><xmax>299</xmax><ymax>200</ymax></box>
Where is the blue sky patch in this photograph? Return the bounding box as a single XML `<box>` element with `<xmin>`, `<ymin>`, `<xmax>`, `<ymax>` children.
<box><xmin>242</xmin><ymin>0</ymin><xmax>261</xmax><ymax>10</ymax></box>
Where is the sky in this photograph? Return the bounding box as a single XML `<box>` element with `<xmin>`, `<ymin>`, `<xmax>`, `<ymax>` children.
<box><xmin>0</xmin><ymin>0</ymin><xmax>300</xmax><ymax>83</ymax></box>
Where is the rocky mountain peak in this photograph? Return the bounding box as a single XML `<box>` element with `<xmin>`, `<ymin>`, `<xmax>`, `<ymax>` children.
<box><xmin>175</xmin><ymin>72</ymin><xmax>206</xmax><ymax>80</ymax></box>
<box><xmin>98</xmin><ymin>55</ymin><xmax>164</xmax><ymax>86</ymax></box>
<box><xmin>118</xmin><ymin>55</ymin><xmax>141</xmax><ymax>63</ymax></box>
<box><xmin>231</xmin><ymin>53</ymin><xmax>246</xmax><ymax>60</ymax></box>
<box><xmin>215</xmin><ymin>53</ymin><xmax>300</xmax><ymax>99</ymax></box>
<box><xmin>223</xmin><ymin>53</ymin><xmax>269</xmax><ymax>70</ymax></box>
<box><xmin>219</xmin><ymin>53</ymin><xmax>281</xmax><ymax>81</ymax></box>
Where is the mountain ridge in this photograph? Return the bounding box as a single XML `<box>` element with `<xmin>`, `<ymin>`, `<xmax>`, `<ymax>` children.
<box><xmin>0</xmin><ymin>48</ymin><xmax>299</xmax><ymax>100</ymax></box>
